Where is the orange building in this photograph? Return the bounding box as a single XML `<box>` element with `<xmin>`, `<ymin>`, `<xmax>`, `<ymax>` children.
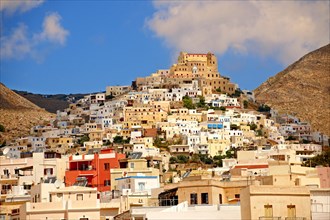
<box><xmin>65</xmin><ymin>149</ymin><xmax>125</xmax><ymax>192</ymax></box>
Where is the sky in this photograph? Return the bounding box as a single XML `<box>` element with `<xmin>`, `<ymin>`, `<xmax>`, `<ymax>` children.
<box><xmin>1</xmin><ymin>0</ymin><xmax>329</xmax><ymax>94</ymax></box>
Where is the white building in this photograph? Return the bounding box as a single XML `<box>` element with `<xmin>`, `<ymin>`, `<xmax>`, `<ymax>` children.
<box><xmin>116</xmin><ymin>175</ymin><xmax>160</xmax><ymax>196</ymax></box>
<box><xmin>129</xmin><ymin>201</ymin><xmax>241</xmax><ymax>220</ymax></box>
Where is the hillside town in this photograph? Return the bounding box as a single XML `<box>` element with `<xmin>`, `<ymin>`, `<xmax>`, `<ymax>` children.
<box><xmin>1</xmin><ymin>52</ymin><xmax>329</xmax><ymax>220</ymax></box>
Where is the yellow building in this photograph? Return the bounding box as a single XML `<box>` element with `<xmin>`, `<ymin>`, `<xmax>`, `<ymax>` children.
<box><xmin>241</xmin><ymin>185</ymin><xmax>311</xmax><ymax>220</ymax></box>
<box><xmin>106</xmin><ymin>85</ymin><xmax>131</xmax><ymax>97</ymax></box>
<box><xmin>159</xmin><ymin>176</ymin><xmax>254</xmax><ymax>206</ymax></box>
<box><xmin>124</xmin><ymin>105</ymin><xmax>167</xmax><ymax>129</ymax></box>
<box><xmin>20</xmin><ymin>186</ymin><xmax>106</xmax><ymax>220</ymax></box>
<box><xmin>88</xmin><ymin>130</ymin><xmax>104</xmax><ymax>142</ymax></box>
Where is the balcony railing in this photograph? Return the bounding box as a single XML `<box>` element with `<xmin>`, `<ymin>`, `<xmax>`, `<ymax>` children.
<box><xmin>285</xmin><ymin>217</ymin><xmax>306</xmax><ymax>220</ymax></box>
<box><xmin>66</xmin><ymin>167</ymin><xmax>96</xmax><ymax>171</ymax></box>
<box><xmin>259</xmin><ymin>217</ymin><xmax>281</xmax><ymax>220</ymax></box>
<box><xmin>1</xmin><ymin>189</ymin><xmax>12</xmax><ymax>195</ymax></box>
<box><xmin>1</xmin><ymin>174</ymin><xmax>18</xmax><ymax>179</ymax></box>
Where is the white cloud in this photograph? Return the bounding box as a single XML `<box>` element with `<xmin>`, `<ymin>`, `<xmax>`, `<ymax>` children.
<box><xmin>147</xmin><ymin>1</ymin><xmax>330</xmax><ymax>65</ymax></box>
<box><xmin>0</xmin><ymin>23</ymin><xmax>31</xmax><ymax>59</ymax></box>
<box><xmin>0</xmin><ymin>0</ymin><xmax>44</xmax><ymax>14</ymax></box>
<box><xmin>37</xmin><ymin>12</ymin><xmax>69</xmax><ymax>45</ymax></box>
<box><xmin>0</xmin><ymin>12</ymin><xmax>69</xmax><ymax>61</ymax></box>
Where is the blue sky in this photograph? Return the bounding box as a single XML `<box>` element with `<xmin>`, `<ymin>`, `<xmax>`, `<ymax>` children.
<box><xmin>1</xmin><ymin>1</ymin><xmax>329</xmax><ymax>94</ymax></box>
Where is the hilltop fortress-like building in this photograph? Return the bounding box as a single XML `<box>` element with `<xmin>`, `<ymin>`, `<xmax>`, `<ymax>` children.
<box><xmin>134</xmin><ymin>52</ymin><xmax>237</xmax><ymax>95</ymax></box>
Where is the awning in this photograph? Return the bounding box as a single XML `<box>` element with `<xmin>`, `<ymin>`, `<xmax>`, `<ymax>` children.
<box><xmin>15</xmin><ymin>166</ymin><xmax>33</xmax><ymax>171</ymax></box>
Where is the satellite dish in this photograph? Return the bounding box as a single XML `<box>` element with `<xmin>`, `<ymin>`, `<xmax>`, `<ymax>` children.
<box><xmin>54</xmin><ymin>180</ymin><xmax>62</xmax><ymax>189</ymax></box>
<box><xmin>3</xmin><ymin>147</ymin><xmax>10</xmax><ymax>155</ymax></box>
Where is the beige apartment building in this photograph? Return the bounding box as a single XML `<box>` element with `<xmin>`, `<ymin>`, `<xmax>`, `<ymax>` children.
<box><xmin>46</xmin><ymin>137</ymin><xmax>74</xmax><ymax>154</ymax></box>
<box><xmin>20</xmin><ymin>186</ymin><xmax>101</xmax><ymax>220</ymax></box>
<box><xmin>159</xmin><ymin>177</ymin><xmax>255</xmax><ymax>206</ymax></box>
<box><xmin>106</xmin><ymin>85</ymin><xmax>131</xmax><ymax>97</ymax></box>
<box><xmin>124</xmin><ymin>105</ymin><xmax>168</xmax><ymax>129</ymax></box>
<box><xmin>241</xmin><ymin>185</ymin><xmax>311</xmax><ymax>220</ymax></box>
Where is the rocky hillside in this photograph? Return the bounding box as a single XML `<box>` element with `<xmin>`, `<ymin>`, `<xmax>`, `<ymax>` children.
<box><xmin>255</xmin><ymin>44</ymin><xmax>330</xmax><ymax>135</ymax></box>
<box><xmin>14</xmin><ymin>90</ymin><xmax>88</xmax><ymax>113</ymax></box>
<box><xmin>0</xmin><ymin>83</ymin><xmax>54</xmax><ymax>143</ymax></box>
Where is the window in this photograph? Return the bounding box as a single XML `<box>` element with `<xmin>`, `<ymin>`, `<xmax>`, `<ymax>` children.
<box><xmin>138</xmin><ymin>182</ymin><xmax>145</xmax><ymax>191</ymax></box>
<box><xmin>130</xmin><ymin>162</ymin><xmax>135</xmax><ymax>169</ymax></box>
<box><xmin>23</xmin><ymin>184</ymin><xmax>32</xmax><ymax>190</ymax></box>
<box><xmin>287</xmin><ymin>205</ymin><xmax>296</xmax><ymax>217</ymax></box>
<box><xmin>3</xmin><ymin>169</ymin><xmax>9</xmax><ymax>175</ymax></box>
<box><xmin>219</xmin><ymin>194</ymin><xmax>222</xmax><ymax>204</ymax></box>
<box><xmin>235</xmin><ymin>194</ymin><xmax>240</xmax><ymax>199</ymax></box>
<box><xmin>201</xmin><ymin>193</ymin><xmax>209</xmax><ymax>204</ymax></box>
<box><xmin>104</xmin><ymin>180</ymin><xmax>111</xmax><ymax>186</ymax></box>
<box><xmin>190</xmin><ymin>193</ymin><xmax>198</xmax><ymax>204</ymax></box>
<box><xmin>104</xmin><ymin>163</ymin><xmax>110</xmax><ymax>170</ymax></box>
<box><xmin>264</xmin><ymin>204</ymin><xmax>273</xmax><ymax>217</ymax></box>
<box><xmin>2</xmin><ymin>184</ymin><xmax>11</xmax><ymax>190</ymax></box>
<box><xmin>76</xmin><ymin>194</ymin><xmax>83</xmax><ymax>201</ymax></box>
<box><xmin>44</xmin><ymin>168</ymin><xmax>53</xmax><ymax>175</ymax></box>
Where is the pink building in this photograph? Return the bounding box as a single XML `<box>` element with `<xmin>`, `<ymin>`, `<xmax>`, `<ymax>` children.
<box><xmin>317</xmin><ymin>167</ymin><xmax>330</xmax><ymax>188</ymax></box>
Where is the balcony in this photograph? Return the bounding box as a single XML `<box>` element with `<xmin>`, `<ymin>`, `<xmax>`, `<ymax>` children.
<box><xmin>0</xmin><ymin>174</ymin><xmax>18</xmax><ymax>179</ymax></box>
<box><xmin>1</xmin><ymin>189</ymin><xmax>12</xmax><ymax>195</ymax></box>
<box><xmin>66</xmin><ymin>166</ymin><xmax>96</xmax><ymax>171</ymax></box>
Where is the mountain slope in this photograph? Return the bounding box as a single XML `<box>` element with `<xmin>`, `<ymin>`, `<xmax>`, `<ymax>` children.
<box><xmin>13</xmin><ymin>91</ymin><xmax>89</xmax><ymax>113</ymax></box>
<box><xmin>0</xmin><ymin>83</ymin><xmax>54</xmax><ymax>143</ymax></box>
<box><xmin>254</xmin><ymin>44</ymin><xmax>330</xmax><ymax>135</ymax></box>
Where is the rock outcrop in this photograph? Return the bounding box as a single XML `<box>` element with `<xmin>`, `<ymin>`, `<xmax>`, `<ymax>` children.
<box><xmin>0</xmin><ymin>83</ymin><xmax>54</xmax><ymax>143</ymax></box>
<box><xmin>255</xmin><ymin>44</ymin><xmax>330</xmax><ymax>135</ymax></box>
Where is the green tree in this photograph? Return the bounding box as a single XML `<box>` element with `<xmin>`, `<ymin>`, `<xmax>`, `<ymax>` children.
<box><xmin>302</xmin><ymin>149</ymin><xmax>330</xmax><ymax>167</ymax></box>
<box><xmin>302</xmin><ymin>139</ymin><xmax>311</xmax><ymax>144</ymax></box>
<box><xmin>0</xmin><ymin>124</ymin><xmax>5</xmax><ymax>132</ymax></box>
<box><xmin>113</xmin><ymin>136</ymin><xmax>124</xmax><ymax>144</ymax></box>
<box><xmin>0</xmin><ymin>141</ymin><xmax>6</xmax><ymax>148</ymax></box>
<box><xmin>190</xmin><ymin>154</ymin><xmax>201</xmax><ymax>163</ymax></box>
<box><xmin>199</xmin><ymin>154</ymin><xmax>213</xmax><ymax>164</ymax></box>
<box><xmin>213</xmin><ymin>155</ymin><xmax>224</xmax><ymax>167</ymax></box>
<box><xmin>177</xmin><ymin>155</ymin><xmax>189</xmax><ymax>163</ymax></box>
<box><xmin>286</xmin><ymin>136</ymin><xmax>296</xmax><ymax>141</ymax></box>
<box><xmin>249</xmin><ymin>123</ymin><xmax>258</xmax><ymax>131</ymax></box>
<box><xmin>256</xmin><ymin>129</ymin><xmax>263</xmax><ymax>136</ymax></box>
<box><xmin>231</xmin><ymin>89</ymin><xmax>243</xmax><ymax>98</ymax></box>
<box><xmin>258</xmin><ymin>104</ymin><xmax>271</xmax><ymax>112</ymax></box>
<box><xmin>243</xmin><ymin>100</ymin><xmax>249</xmax><ymax>109</ymax></box>
<box><xmin>182</xmin><ymin>96</ymin><xmax>196</xmax><ymax>109</ymax></box>
<box><xmin>230</xmin><ymin>124</ymin><xmax>239</xmax><ymax>130</ymax></box>
<box><xmin>106</xmin><ymin>94</ymin><xmax>115</xmax><ymax>100</ymax></box>
<box><xmin>197</xmin><ymin>96</ymin><xmax>206</xmax><ymax>108</ymax></box>
<box><xmin>225</xmin><ymin>150</ymin><xmax>234</xmax><ymax>158</ymax></box>
<box><xmin>78</xmin><ymin>135</ymin><xmax>89</xmax><ymax>145</ymax></box>
<box><xmin>169</xmin><ymin>156</ymin><xmax>177</xmax><ymax>164</ymax></box>
<box><xmin>216</xmin><ymin>88</ymin><xmax>221</xmax><ymax>93</ymax></box>
<box><xmin>103</xmin><ymin>140</ymin><xmax>111</xmax><ymax>146</ymax></box>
